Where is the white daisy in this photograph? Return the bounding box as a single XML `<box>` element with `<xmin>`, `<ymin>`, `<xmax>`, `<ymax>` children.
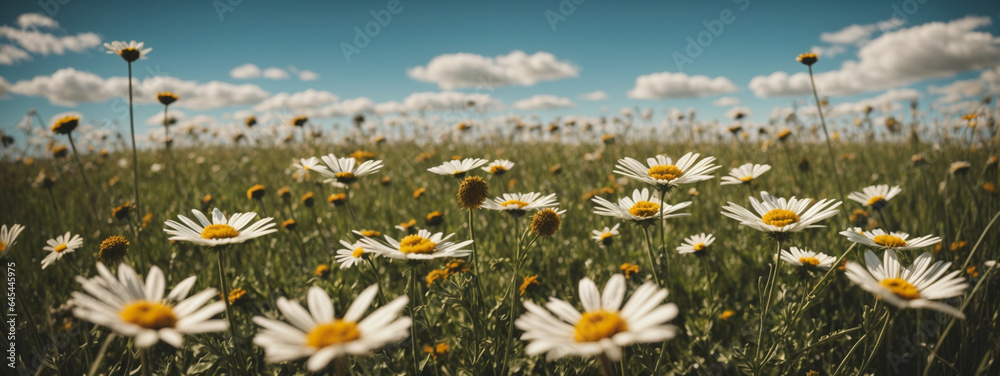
<box><xmin>515</xmin><ymin>274</ymin><xmax>678</xmax><ymax>361</ymax></box>
<box><xmin>482</xmin><ymin>159</ymin><xmax>515</xmax><ymax>175</ymax></box>
<box><xmin>41</xmin><ymin>232</ymin><xmax>83</xmax><ymax>270</ymax></box>
<box><xmin>720</xmin><ymin>163</ymin><xmax>771</xmax><ymax>185</ymax></box>
<box><xmin>427</xmin><ymin>158</ymin><xmax>488</xmax><ymax>177</ymax></box>
<box><xmin>839</xmin><ymin>228</ymin><xmax>941</xmax><ymax>251</ymax></box>
<box><xmin>720</xmin><ymin>192</ymin><xmax>841</xmax><ymax>234</ymax></box>
<box><xmin>163</xmin><ymin>208</ymin><xmax>277</xmax><ymax>247</ymax></box>
<box><xmin>317</xmin><ymin>153</ymin><xmax>383</xmax><ymax>184</ymax></box>
<box><xmin>359</xmin><ymin>229</ymin><xmax>473</xmax><ymax>260</ymax></box>
<box><xmin>0</xmin><ymin>223</ymin><xmax>26</xmax><ymax>259</ymax></box>
<box><xmin>845</xmin><ymin>250</ymin><xmax>968</xmax><ymax>318</ymax></box>
<box><xmin>334</xmin><ymin>240</ymin><xmax>371</xmax><ymax>269</ymax></box>
<box><xmin>71</xmin><ymin>263</ymin><xmax>228</xmax><ymax>348</ymax></box>
<box><xmin>252</xmin><ymin>285</ymin><xmax>411</xmax><ymax>372</ymax></box>
<box><xmin>779</xmin><ymin>247</ymin><xmax>836</xmax><ymax>269</ymax></box>
<box><xmin>482</xmin><ymin>192</ymin><xmax>558</xmax><ymax>216</ymax></box>
<box><xmin>292</xmin><ymin>157</ymin><xmax>330</xmax><ymax>181</ymax></box>
<box><xmin>676</xmin><ymin>233</ymin><xmax>715</xmax><ymax>255</ymax></box>
<box><xmin>591</xmin><ymin>188</ymin><xmax>692</xmax><ymax>224</ymax></box>
<box><xmin>103</xmin><ymin>40</ymin><xmax>152</xmax><ymax>61</ymax></box>
<box><xmin>847</xmin><ymin>184</ymin><xmax>902</xmax><ymax>210</ymax></box>
<box><xmin>591</xmin><ymin>224</ymin><xmax>621</xmax><ymax>246</ymax></box>
<box><xmin>613</xmin><ymin>153</ymin><xmax>720</xmax><ymax>191</ymax></box>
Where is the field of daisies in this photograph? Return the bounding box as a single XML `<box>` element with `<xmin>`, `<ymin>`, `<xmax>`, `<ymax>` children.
<box><xmin>1</xmin><ymin>45</ymin><xmax>999</xmax><ymax>376</ymax></box>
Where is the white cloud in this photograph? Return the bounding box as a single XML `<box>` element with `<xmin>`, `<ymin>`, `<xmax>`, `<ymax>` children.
<box><xmin>830</xmin><ymin>88</ymin><xmax>920</xmax><ymax>115</ymax></box>
<box><xmin>230</xmin><ymin>63</ymin><xmax>261</xmax><ymax>79</ymax></box>
<box><xmin>253</xmin><ymin>89</ymin><xmax>339</xmax><ymax>112</ymax></box>
<box><xmin>750</xmin><ymin>16</ymin><xmax>1000</xmax><ymax>98</ymax></box>
<box><xmin>407</xmin><ymin>50</ymin><xmax>579</xmax><ymax>89</ymax></box>
<box><xmin>579</xmin><ymin>90</ymin><xmax>608</xmax><ymax>101</ymax></box>
<box><xmin>0</xmin><ymin>45</ymin><xmax>30</xmax><ymax>65</ymax></box>
<box><xmin>297</xmin><ymin>70</ymin><xmax>319</xmax><ymax>81</ymax></box>
<box><xmin>262</xmin><ymin>67</ymin><xmax>289</xmax><ymax>80</ymax></box>
<box><xmin>628</xmin><ymin>71</ymin><xmax>738</xmax><ymax>99</ymax></box>
<box><xmin>145</xmin><ymin>109</ymin><xmax>187</xmax><ymax>126</ymax></box>
<box><xmin>17</xmin><ymin>13</ymin><xmax>59</xmax><ymax>29</ymax></box>
<box><xmin>0</xmin><ymin>26</ymin><xmax>100</xmax><ymax>56</ymax></box>
<box><xmin>9</xmin><ymin>68</ymin><xmax>270</xmax><ymax>110</ymax></box>
<box><xmin>512</xmin><ymin>95</ymin><xmax>575</xmax><ymax>110</ymax></box>
<box><xmin>0</xmin><ymin>76</ymin><xmax>10</xmax><ymax>97</ymax></box>
<box><xmin>712</xmin><ymin>96</ymin><xmax>741</xmax><ymax>107</ymax></box>
<box><xmin>810</xmin><ymin>44</ymin><xmax>846</xmax><ymax>58</ymax></box>
<box><xmin>374</xmin><ymin>101</ymin><xmax>406</xmax><ymax>114</ymax></box>
<box><xmin>820</xmin><ymin>18</ymin><xmax>903</xmax><ymax>45</ymax></box>
<box><xmin>401</xmin><ymin>91</ymin><xmax>503</xmax><ymax>112</ymax></box>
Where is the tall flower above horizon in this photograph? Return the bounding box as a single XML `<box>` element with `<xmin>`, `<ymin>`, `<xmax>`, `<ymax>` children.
<box><xmin>163</xmin><ymin>208</ymin><xmax>277</xmax><ymax>247</ymax></box>
<box><xmin>71</xmin><ymin>263</ymin><xmax>228</xmax><ymax>348</ymax></box>
<box><xmin>104</xmin><ymin>40</ymin><xmax>152</xmax><ymax>62</ymax></box>
<box><xmin>845</xmin><ymin>250</ymin><xmax>968</xmax><ymax>318</ymax></box>
<box><xmin>515</xmin><ymin>274</ymin><xmax>678</xmax><ymax>361</ymax></box>
<box><xmin>253</xmin><ymin>285</ymin><xmax>411</xmax><ymax>372</ymax></box>
<box><xmin>720</xmin><ymin>163</ymin><xmax>771</xmax><ymax>186</ymax></box>
<box><xmin>614</xmin><ymin>153</ymin><xmax>719</xmax><ymax>192</ymax></box>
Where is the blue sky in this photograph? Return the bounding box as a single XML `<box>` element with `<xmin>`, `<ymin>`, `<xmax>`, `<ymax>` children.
<box><xmin>1</xmin><ymin>0</ymin><xmax>998</xmax><ymax>139</ymax></box>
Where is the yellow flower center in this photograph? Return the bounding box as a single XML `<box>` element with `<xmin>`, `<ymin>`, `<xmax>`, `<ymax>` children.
<box><xmin>500</xmin><ymin>200</ymin><xmax>529</xmax><ymax>208</ymax></box>
<box><xmin>693</xmin><ymin>243</ymin><xmax>706</xmax><ymax>252</ymax></box>
<box><xmin>866</xmin><ymin>196</ymin><xmax>885</xmax><ymax>206</ymax></box>
<box><xmin>628</xmin><ymin>201</ymin><xmax>661</xmax><ymax>218</ymax></box>
<box><xmin>739</xmin><ymin>176</ymin><xmax>753</xmax><ymax>183</ymax></box>
<box><xmin>600</xmin><ymin>232</ymin><xmax>614</xmax><ymax>240</ymax></box>
<box><xmin>647</xmin><ymin>165</ymin><xmax>684</xmax><ymax>181</ymax></box>
<box><xmin>306</xmin><ymin>320</ymin><xmax>361</xmax><ymax>348</ymax></box>
<box><xmin>352</xmin><ymin>247</ymin><xmax>365</xmax><ymax>258</ymax></box>
<box><xmin>201</xmin><ymin>224</ymin><xmax>240</xmax><ymax>239</ymax></box>
<box><xmin>399</xmin><ymin>235</ymin><xmax>437</xmax><ymax>254</ymax></box>
<box><xmin>119</xmin><ymin>301</ymin><xmax>177</xmax><ymax>330</ymax></box>
<box><xmin>879</xmin><ymin>278</ymin><xmax>920</xmax><ymax>300</ymax></box>
<box><xmin>573</xmin><ymin>310</ymin><xmax>629</xmax><ymax>342</ymax></box>
<box><xmin>336</xmin><ymin>172</ymin><xmax>356</xmax><ymax>182</ymax></box>
<box><xmin>761</xmin><ymin>209</ymin><xmax>799</xmax><ymax>227</ymax></box>
<box><xmin>0</xmin><ymin>242</ymin><xmax>6</xmax><ymax>253</ymax></box>
<box><xmin>490</xmin><ymin>165</ymin><xmax>507</xmax><ymax>174</ymax></box>
<box><xmin>799</xmin><ymin>257</ymin><xmax>820</xmax><ymax>266</ymax></box>
<box><xmin>54</xmin><ymin>244</ymin><xmax>68</xmax><ymax>253</ymax></box>
<box><xmin>873</xmin><ymin>234</ymin><xmax>907</xmax><ymax>248</ymax></box>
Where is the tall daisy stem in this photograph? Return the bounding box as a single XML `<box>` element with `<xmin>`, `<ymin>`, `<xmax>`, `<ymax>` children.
<box><xmin>140</xmin><ymin>348</ymin><xmax>151</xmax><ymax>376</ymax></box>
<box><xmin>364</xmin><ymin>257</ymin><xmax>387</xmax><ymax>307</ymax></box>
<box><xmin>639</xmin><ymin>225</ymin><xmax>662</xmax><ymax>286</ymax></box>
<box><xmin>408</xmin><ymin>264</ymin><xmax>420</xmax><ymax>376</ymax></box>
<box><xmin>503</xmin><ymin>218</ymin><xmax>522</xmax><ymax>373</ymax></box>
<box><xmin>754</xmin><ymin>240</ymin><xmax>783</xmax><ymax>371</ymax></box>
<box><xmin>598</xmin><ymin>354</ymin><xmax>616</xmax><ymax>376</ymax></box>
<box><xmin>467</xmin><ymin>209</ymin><xmax>484</xmax><ymax>367</ymax></box>
<box><xmin>216</xmin><ymin>250</ymin><xmax>248</xmax><ymax>372</ymax></box>
<box><xmin>807</xmin><ymin>65</ymin><xmax>847</xmax><ymax>213</ymax></box>
<box><xmin>127</xmin><ymin>62</ymin><xmax>142</xmax><ymax>244</ymax></box>
<box><xmin>66</xmin><ymin>132</ymin><xmax>98</xmax><ymax>220</ymax></box>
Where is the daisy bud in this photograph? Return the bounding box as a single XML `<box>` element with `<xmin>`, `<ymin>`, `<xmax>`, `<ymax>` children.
<box><xmin>98</xmin><ymin>235</ymin><xmax>130</xmax><ymax>265</ymax></box>
<box><xmin>51</xmin><ymin>116</ymin><xmax>79</xmax><ymax>135</ymax></box>
<box><xmin>457</xmin><ymin>176</ymin><xmax>489</xmax><ymax>210</ymax></box>
<box><xmin>796</xmin><ymin>52</ymin><xmax>818</xmax><ymax>66</ymax></box>
<box><xmin>247</xmin><ymin>184</ymin><xmax>266</xmax><ymax>200</ymax></box>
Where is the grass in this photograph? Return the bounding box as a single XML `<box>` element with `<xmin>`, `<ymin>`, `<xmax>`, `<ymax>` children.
<box><xmin>2</xmin><ymin>131</ymin><xmax>998</xmax><ymax>375</ymax></box>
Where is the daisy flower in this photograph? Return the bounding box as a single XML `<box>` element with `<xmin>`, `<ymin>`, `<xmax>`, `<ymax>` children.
<box><xmin>334</xmin><ymin>240</ymin><xmax>371</xmax><ymax>269</ymax></box>
<box><xmin>0</xmin><ymin>224</ymin><xmax>26</xmax><ymax>259</ymax></box>
<box><xmin>41</xmin><ymin>232</ymin><xmax>83</xmax><ymax>269</ymax></box>
<box><xmin>839</xmin><ymin>228</ymin><xmax>940</xmax><ymax>251</ymax></box>
<box><xmin>591</xmin><ymin>224</ymin><xmax>621</xmax><ymax>246</ymax></box>
<box><xmin>845</xmin><ymin>250</ymin><xmax>968</xmax><ymax>318</ymax></box>
<box><xmin>318</xmin><ymin>153</ymin><xmax>383</xmax><ymax>185</ymax></box>
<box><xmin>292</xmin><ymin>157</ymin><xmax>330</xmax><ymax>180</ymax></box>
<box><xmin>427</xmin><ymin>158</ymin><xmax>488</xmax><ymax>178</ymax></box>
<box><xmin>482</xmin><ymin>159</ymin><xmax>515</xmax><ymax>175</ymax></box>
<box><xmin>359</xmin><ymin>229</ymin><xmax>473</xmax><ymax>260</ymax></box>
<box><xmin>779</xmin><ymin>247</ymin><xmax>836</xmax><ymax>269</ymax></box>
<box><xmin>252</xmin><ymin>285</ymin><xmax>410</xmax><ymax>372</ymax></box>
<box><xmin>163</xmin><ymin>208</ymin><xmax>277</xmax><ymax>247</ymax></box>
<box><xmin>720</xmin><ymin>163</ymin><xmax>771</xmax><ymax>185</ymax></box>
<box><xmin>720</xmin><ymin>192</ymin><xmax>841</xmax><ymax>236</ymax></box>
<box><xmin>676</xmin><ymin>233</ymin><xmax>715</xmax><ymax>255</ymax></box>
<box><xmin>514</xmin><ymin>274</ymin><xmax>678</xmax><ymax>361</ymax></box>
<box><xmin>103</xmin><ymin>40</ymin><xmax>152</xmax><ymax>62</ymax></box>
<box><xmin>847</xmin><ymin>184</ymin><xmax>902</xmax><ymax>210</ymax></box>
<box><xmin>613</xmin><ymin>153</ymin><xmax>720</xmax><ymax>191</ymax></box>
<box><xmin>71</xmin><ymin>263</ymin><xmax>228</xmax><ymax>348</ymax></box>
<box><xmin>591</xmin><ymin>188</ymin><xmax>692</xmax><ymax>224</ymax></box>
<box><xmin>482</xmin><ymin>192</ymin><xmax>558</xmax><ymax>216</ymax></box>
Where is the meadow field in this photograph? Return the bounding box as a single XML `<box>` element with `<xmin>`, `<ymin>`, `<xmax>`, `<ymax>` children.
<box><xmin>2</xmin><ymin>103</ymin><xmax>999</xmax><ymax>376</ymax></box>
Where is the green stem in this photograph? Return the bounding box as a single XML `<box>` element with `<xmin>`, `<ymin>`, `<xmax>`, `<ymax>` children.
<box><xmin>217</xmin><ymin>250</ymin><xmax>248</xmax><ymax>372</ymax></box>
<box><xmin>503</xmin><ymin>217</ymin><xmax>521</xmax><ymax>374</ymax></box>
<box><xmin>807</xmin><ymin>65</ymin><xmax>847</xmax><ymax>215</ymax></box>
<box><xmin>409</xmin><ymin>265</ymin><xmax>421</xmax><ymax>376</ymax></box>
<box><xmin>754</xmin><ymin>240</ymin><xmax>782</xmax><ymax>372</ymax></box>
<box><xmin>639</xmin><ymin>225</ymin><xmax>662</xmax><ymax>286</ymax></box>
<box><xmin>87</xmin><ymin>333</ymin><xmax>117</xmax><ymax>376</ymax></box>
